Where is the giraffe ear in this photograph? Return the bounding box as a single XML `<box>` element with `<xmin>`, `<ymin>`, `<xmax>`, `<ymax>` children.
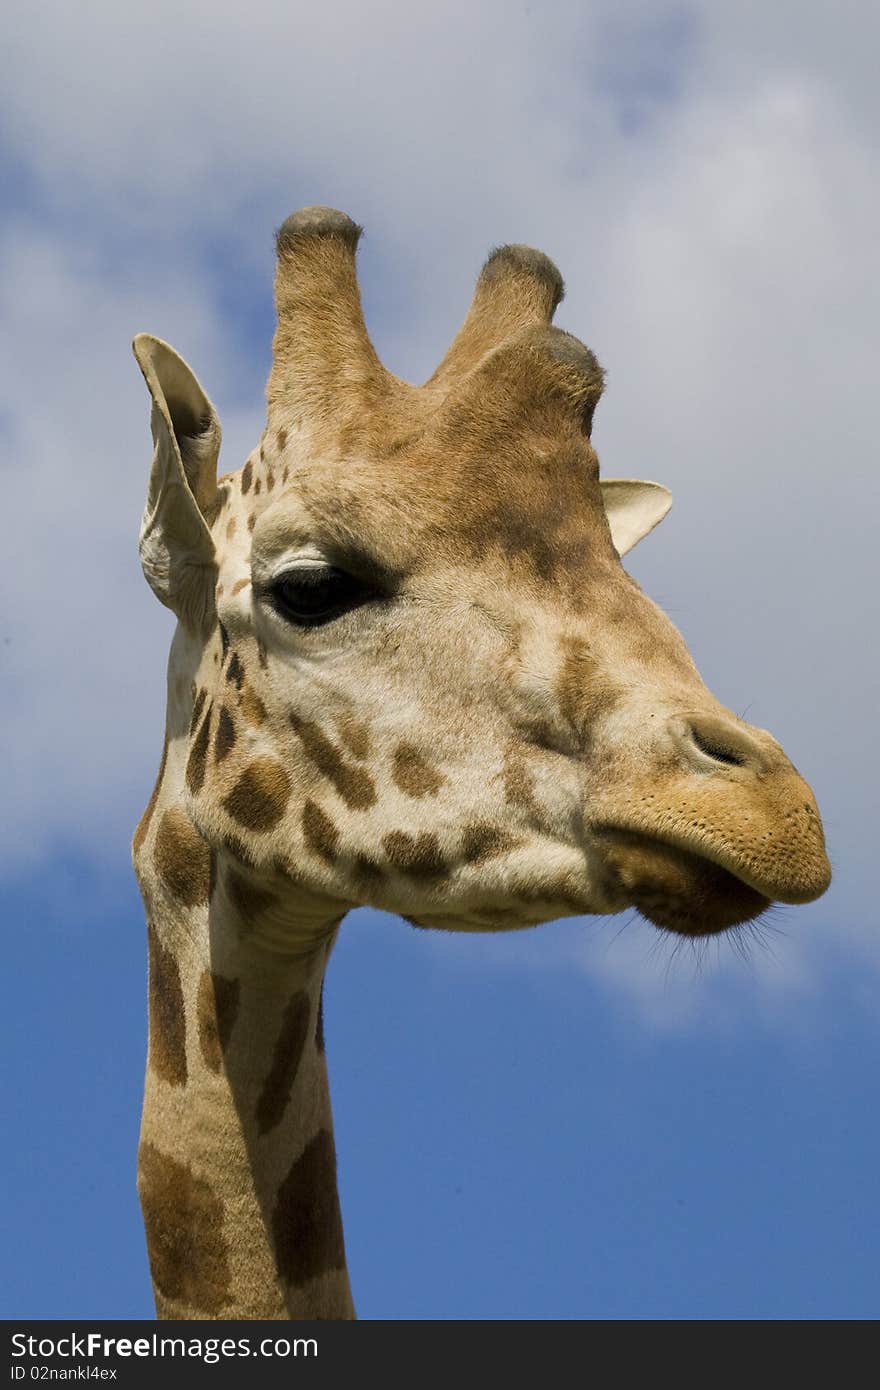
<box><xmin>133</xmin><ymin>334</ymin><xmax>220</xmax><ymax>631</ymax></box>
<box><xmin>600</xmin><ymin>479</ymin><xmax>672</xmax><ymax>556</ymax></box>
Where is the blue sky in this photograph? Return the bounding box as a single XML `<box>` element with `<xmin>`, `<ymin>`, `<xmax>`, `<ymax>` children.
<box><xmin>1</xmin><ymin>1</ymin><xmax>878</xmax><ymax>1320</ymax></box>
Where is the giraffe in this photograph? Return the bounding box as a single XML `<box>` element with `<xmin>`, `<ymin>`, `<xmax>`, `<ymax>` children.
<box><xmin>131</xmin><ymin>206</ymin><xmax>831</xmax><ymax>1320</ymax></box>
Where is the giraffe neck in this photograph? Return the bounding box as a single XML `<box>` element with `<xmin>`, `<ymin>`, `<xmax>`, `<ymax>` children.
<box><xmin>134</xmin><ymin>749</ymin><xmax>355</xmax><ymax>1319</ymax></box>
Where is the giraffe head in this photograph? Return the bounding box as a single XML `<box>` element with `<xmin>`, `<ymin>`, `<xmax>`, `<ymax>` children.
<box><xmin>134</xmin><ymin>206</ymin><xmax>830</xmax><ymax>940</ymax></box>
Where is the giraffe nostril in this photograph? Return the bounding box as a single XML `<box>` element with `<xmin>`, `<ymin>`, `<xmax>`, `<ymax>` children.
<box><xmin>688</xmin><ymin>726</ymin><xmax>746</xmax><ymax>767</ymax></box>
<box><xmin>673</xmin><ymin>714</ymin><xmax>765</xmax><ymax>773</ymax></box>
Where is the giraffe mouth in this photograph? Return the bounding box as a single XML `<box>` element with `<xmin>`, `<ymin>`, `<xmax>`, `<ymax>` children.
<box><xmin>593</xmin><ymin>827</ymin><xmax>771</xmax><ymax>937</ymax></box>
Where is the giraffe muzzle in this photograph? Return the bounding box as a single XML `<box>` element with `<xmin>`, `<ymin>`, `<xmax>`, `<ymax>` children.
<box><xmin>587</xmin><ymin>709</ymin><xmax>831</xmax><ymax>935</ymax></box>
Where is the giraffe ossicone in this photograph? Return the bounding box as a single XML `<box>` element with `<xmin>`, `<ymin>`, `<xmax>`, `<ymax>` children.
<box><xmin>131</xmin><ymin>205</ymin><xmax>830</xmax><ymax>1319</ymax></box>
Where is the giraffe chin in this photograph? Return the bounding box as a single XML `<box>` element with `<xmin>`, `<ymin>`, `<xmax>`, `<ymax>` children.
<box><xmin>404</xmin><ymin>906</ymin><xmax>574</xmax><ymax>933</ymax></box>
<box><xmin>595</xmin><ymin>830</ymin><xmax>771</xmax><ymax>938</ymax></box>
<box><xmin>633</xmin><ymin>878</ymin><xmax>770</xmax><ymax>937</ymax></box>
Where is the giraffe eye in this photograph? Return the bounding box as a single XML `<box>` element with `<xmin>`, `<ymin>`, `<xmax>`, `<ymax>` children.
<box><xmin>270</xmin><ymin>565</ymin><xmax>375</xmax><ymax>627</ymax></box>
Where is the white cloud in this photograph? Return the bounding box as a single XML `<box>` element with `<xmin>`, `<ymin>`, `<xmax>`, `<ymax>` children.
<box><xmin>0</xmin><ymin>225</ymin><xmax>264</xmax><ymax>868</ymax></box>
<box><xmin>1</xmin><ymin>0</ymin><xmax>876</xmax><ymax>1014</ymax></box>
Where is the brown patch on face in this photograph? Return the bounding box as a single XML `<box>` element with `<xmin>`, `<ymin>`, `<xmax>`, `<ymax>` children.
<box><xmin>256</xmin><ymin>991</ymin><xmax>312</xmax><ymax>1135</ymax></box>
<box><xmin>272</xmin><ymin>1129</ymin><xmax>346</xmax><ymax>1287</ymax></box>
<box><xmin>231</xmin><ymin>578</ymin><xmax>249</xmax><ymax>596</ymax></box>
<box><xmin>277</xmin><ymin>428</ymin><xmax>287</xmax><ymax>451</ymax></box>
<box><xmin>223</xmin><ymin>758</ymin><xmax>291</xmax><ymax>831</ymax></box>
<box><xmin>225</xmin><ymin>865</ymin><xmax>276</xmax><ymax>920</ymax></box>
<box><xmin>282</xmin><ymin>466</ymin><xmax>289</xmax><ymax>484</ymax></box>
<box><xmin>240</xmin><ymin>684</ymin><xmax>267</xmax><ymax>726</ymax></box>
<box><xmin>133</xmin><ymin>738</ymin><xmax>167</xmax><ymax>858</ymax></box>
<box><xmin>248</xmin><ymin>513</ymin><xmax>256</xmax><ymax>532</ymax></box>
<box><xmin>226</xmin><ymin>515</ymin><xmax>237</xmax><ymax>540</ymax></box>
<box><xmin>186</xmin><ymin>709</ymin><xmax>212</xmax><ymax>795</ymax></box>
<box><xmin>257</xmin><ymin>639</ymin><xmax>268</xmax><ymax>670</ymax></box>
<box><xmin>254</xmin><ymin>477</ymin><xmax>262</xmax><ymax>496</ymax></box>
<box><xmin>556</xmin><ymin>634</ymin><xmax>620</xmax><ymax>739</ymax></box>
<box><xmin>502</xmin><ymin>751</ymin><xmax>540</xmax><ymax>819</ymax></box>
<box><xmin>461</xmin><ymin>822</ymin><xmax>517</xmax><ymax>864</ymax></box>
<box><xmin>214</xmin><ymin>706</ymin><xmax>236</xmax><ymax>763</ymax></box>
<box><xmin>289</xmin><ymin>714</ymin><xmax>377</xmax><ymax>810</ymax></box>
<box><xmin>457</xmin><ymin>457</ymin><xmax>599</xmax><ymax>589</ymax></box>
<box><xmin>392</xmin><ymin>741</ymin><xmax>445</xmax><ymax>798</ymax></box>
<box><xmin>383</xmin><ymin>831</ymin><xmax>447</xmax><ymax>878</ymax></box>
<box><xmin>226</xmin><ymin>651</ymin><xmax>244</xmax><ymax>689</ymax></box>
<box><xmin>241</xmin><ymin>460</ymin><xmax>253</xmax><ymax>494</ymax></box>
<box><xmin>335</xmin><ymin>713</ymin><xmax>371</xmax><ymax>761</ymax></box>
<box><xmin>266</xmin><ymin>469</ymin><xmax>275</xmax><ymax>491</ymax></box>
<box><xmin>189</xmin><ymin>688</ymin><xmax>207</xmax><ymax>734</ymax></box>
<box><xmin>526</xmin><ymin>718</ymin><xmax>569</xmax><ymax>754</ymax></box>
<box><xmin>147</xmin><ymin>922</ymin><xmax>187</xmax><ymax>1087</ymax></box>
<box><xmin>302</xmin><ymin>800</ymin><xmax>339</xmax><ymax>863</ymax></box>
<box><xmin>138</xmin><ymin>1141</ymin><xmax>230</xmax><ymax>1313</ymax></box>
<box><xmin>196</xmin><ymin>970</ymin><xmax>240</xmax><ymax>1074</ymax></box>
<box><xmin>154</xmin><ymin>805</ymin><xmax>214</xmax><ymax>907</ymax></box>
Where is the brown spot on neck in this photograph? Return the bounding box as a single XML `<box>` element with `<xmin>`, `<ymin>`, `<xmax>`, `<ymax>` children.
<box><xmin>154</xmin><ymin>806</ymin><xmax>214</xmax><ymax>907</ymax></box>
<box><xmin>272</xmin><ymin>1129</ymin><xmax>346</xmax><ymax>1287</ymax></box>
<box><xmin>256</xmin><ymin>991</ymin><xmax>313</xmax><ymax>1135</ymax></box>
<box><xmin>138</xmin><ymin>1142</ymin><xmax>230</xmax><ymax>1314</ymax></box>
<box><xmin>196</xmin><ymin>970</ymin><xmax>240</xmax><ymax>1073</ymax></box>
<box><xmin>147</xmin><ymin>923</ymin><xmax>188</xmax><ymax>1087</ymax></box>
